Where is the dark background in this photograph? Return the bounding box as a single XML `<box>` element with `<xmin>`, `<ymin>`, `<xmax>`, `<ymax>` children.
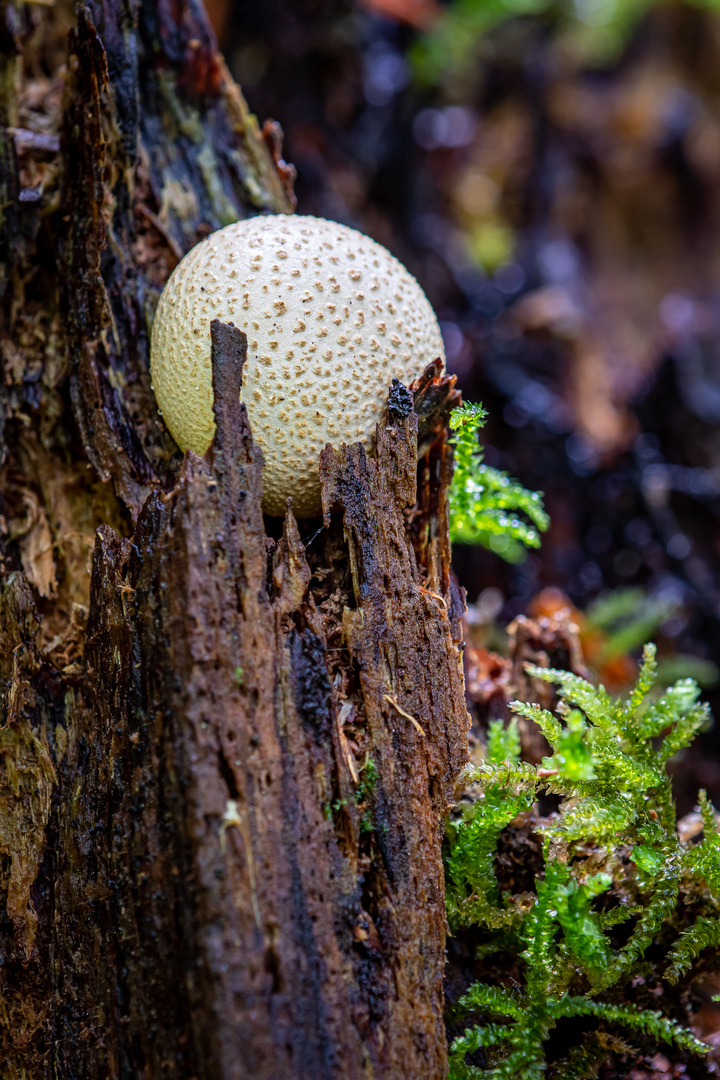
<box><xmin>211</xmin><ymin>0</ymin><xmax>720</xmax><ymax>811</ymax></box>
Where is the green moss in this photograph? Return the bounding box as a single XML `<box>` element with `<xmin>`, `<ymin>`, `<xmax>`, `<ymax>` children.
<box><xmin>446</xmin><ymin>645</ymin><xmax>718</xmax><ymax>1076</ymax></box>
<box><xmin>356</xmin><ymin>756</ymin><xmax>379</xmax><ymax>801</ymax></box>
<box><xmin>448</xmin><ymin>403</ymin><xmax>548</xmax><ymax>562</ymax></box>
<box><xmin>323</xmin><ymin>757</ymin><xmax>379</xmax><ymax>830</ymax></box>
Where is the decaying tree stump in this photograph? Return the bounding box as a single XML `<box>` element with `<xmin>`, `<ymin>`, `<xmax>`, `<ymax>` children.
<box><xmin>0</xmin><ymin>3</ymin><xmax>469</xmax><ymax>1077</ymax></box>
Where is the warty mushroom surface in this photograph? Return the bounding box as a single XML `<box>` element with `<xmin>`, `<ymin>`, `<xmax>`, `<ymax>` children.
<box><xmin>150</xmin><ymin>214</ymin><xmax>445</xmax><ymax>516</ymax></box>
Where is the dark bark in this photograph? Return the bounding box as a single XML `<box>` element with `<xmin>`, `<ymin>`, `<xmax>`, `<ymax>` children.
<box><xmin>0</xmin><ymin>3</ymin><xmax>469</xmax><ymax>1077</ymax></box>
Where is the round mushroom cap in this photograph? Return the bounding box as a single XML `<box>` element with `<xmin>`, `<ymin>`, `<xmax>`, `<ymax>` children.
<box><xmin>150</xmin><ymin>214</ymin><xmax>445</xmax><ymax>517</ymax></box>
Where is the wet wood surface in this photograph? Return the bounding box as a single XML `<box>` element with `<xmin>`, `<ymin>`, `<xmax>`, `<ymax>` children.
<box><xmin>0</xmin><ymin>3</ymin><xmax>469</xmax><ymax>1077</ymax></box>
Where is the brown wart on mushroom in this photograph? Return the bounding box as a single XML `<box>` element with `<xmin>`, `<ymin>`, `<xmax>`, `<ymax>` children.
<box><xmin>150</xmin><ymin>214</ymin><xmax>445</xmax><ymax>517</ymax></box>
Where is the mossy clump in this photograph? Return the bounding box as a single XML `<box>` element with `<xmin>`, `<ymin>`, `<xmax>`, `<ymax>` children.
<box><xmin>446</xmin><ymin>644</ymin><xmax>719</xmax><ymax>1078</ymax></box>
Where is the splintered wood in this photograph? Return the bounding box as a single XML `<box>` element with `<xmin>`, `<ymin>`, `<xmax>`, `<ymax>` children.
<box><xmin>0</xmin><ymin>2</ymin><xmax>468</xmax><ymax>1075</ymax></box>
<box><xmin>52</xmin><ymin>323</ymin><xmax>469</xmax><ymax>1079</ymax></box>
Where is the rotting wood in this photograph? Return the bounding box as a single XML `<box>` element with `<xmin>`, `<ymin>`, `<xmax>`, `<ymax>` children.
<box><xmin>50</xmin><ymin>322</ymin><xmax>469</xmax><ymax>1079</ymax></box>
<box><xmin>0</xmin><ymin>2</ymin><xmax>470</xmax><ymax>1076</ymax></box>
<box><xmin>61</xmin><ymin>1</ymin><xmax>295</xmax><ymax>517</ymax></box>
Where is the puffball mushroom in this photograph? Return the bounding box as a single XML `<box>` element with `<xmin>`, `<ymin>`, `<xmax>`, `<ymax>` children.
<box><xmin>150</xmin><ymin>214</ymin><xmax>445</xmax><ymax>517</ymax></box>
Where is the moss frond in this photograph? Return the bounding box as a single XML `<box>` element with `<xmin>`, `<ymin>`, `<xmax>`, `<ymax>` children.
<box><xmin>446</xmin><ymin>647</ymin><xmax>717</xmax><ymax>1075</ymax></box>
<box><xmin>448</xmin><ymin>403</ymin><xmax>549</xmax><ymax>561</ymax></box>
<box><xmin>665</xmin><ymin>914</ymin><xmax>720</xmax><ymax>984</ymax></box>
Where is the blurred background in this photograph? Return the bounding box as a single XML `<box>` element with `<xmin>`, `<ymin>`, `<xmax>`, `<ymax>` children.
<box><xmin>208</xmin><ymin>0</ymin><xmax>720</xmax><ymax>811</ymax></box>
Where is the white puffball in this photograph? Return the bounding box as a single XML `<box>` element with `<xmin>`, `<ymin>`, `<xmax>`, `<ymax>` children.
<box><xmin>150</xmin><ymin>214</ymin><xmax>445</xmax><ymax>517</ymax></box>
